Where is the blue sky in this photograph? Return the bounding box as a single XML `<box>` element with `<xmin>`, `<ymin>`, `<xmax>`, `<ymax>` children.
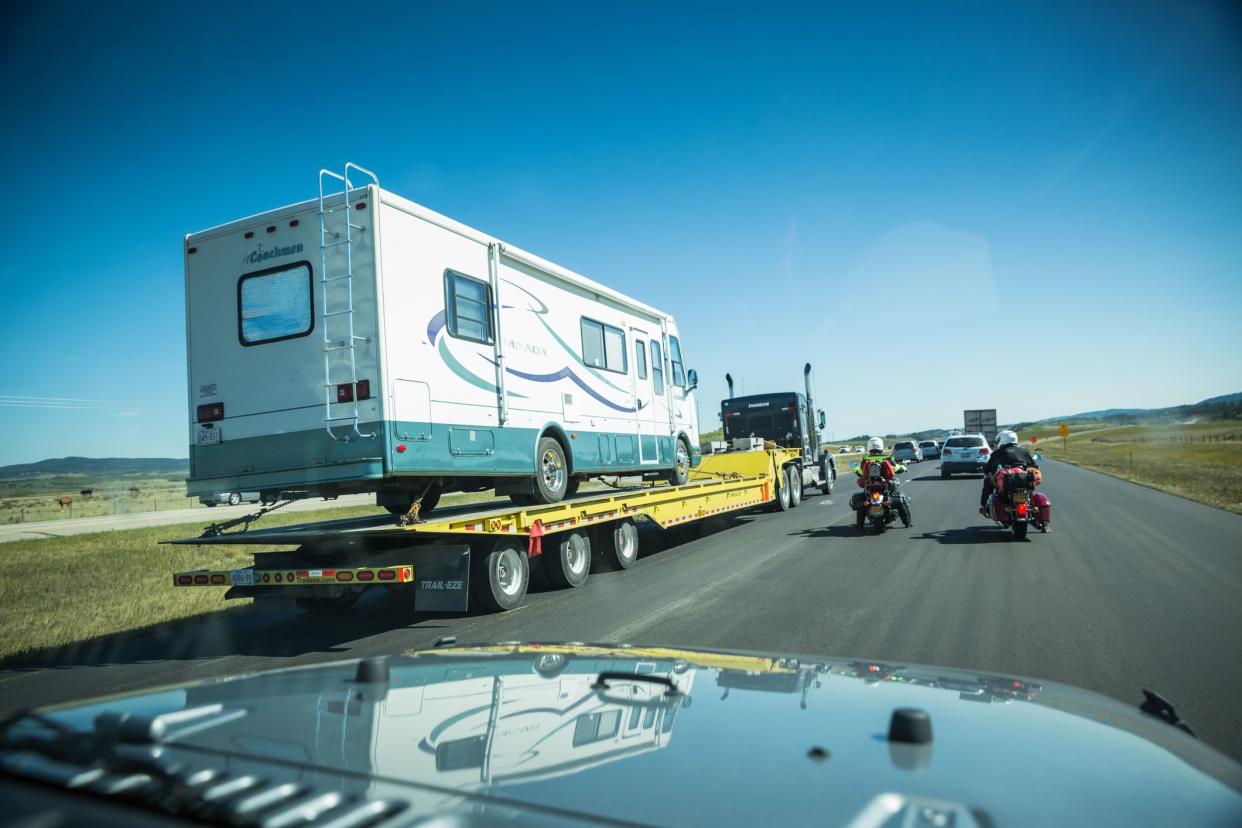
<box><xmin>1</xmin><ymin>1</ymin><xmax>1240</xmax><ymax>463</ymax></box>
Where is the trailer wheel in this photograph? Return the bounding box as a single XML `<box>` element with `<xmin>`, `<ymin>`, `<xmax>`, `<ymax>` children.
<box><xmin>775</xmin><ymin>468</ymin><xmax>793</xmax><ymax>512</ymax></box>
<box><xmin>599</xmin><ymin>518</ymin><xmax>639</xmax><ymax>570</ymax></box>
<box><xmin>788</xmin><ymin>466</ymin><xmax>803</xmax><ymax>507</ymax></box>
<box><xmin>531</xmin><ymin>437</ymin><xmax>569</xmax><ymax>504</ymax></box>
<box><xmin>471</xmin><ymin>538</ymin><xmax>529</xmax><ymax>612</ymax></box>
<box><xmin>664</xmin><ymin>437</ymin><xmax>691</xmax><ymax>487</ymax></box>
<box><xmin>544</xmin><ymin>529</ymin><xmax>592</xmax><ymax>589</ymax></box>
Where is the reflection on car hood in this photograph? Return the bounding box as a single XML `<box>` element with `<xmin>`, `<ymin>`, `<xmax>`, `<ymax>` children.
<box><xmin>9</xmin><ymin>643</ymin><xmax>1242</xmax><ymax>826</ymax></box>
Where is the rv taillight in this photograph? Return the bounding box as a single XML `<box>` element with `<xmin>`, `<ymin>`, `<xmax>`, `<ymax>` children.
<box><xmin>356</xmin><ymin>379</ymin><xmax>370</xmax><ymax>400</ymax></box>
<box><xmin>336</xmin><ymin>383</ymin><xmax>354</xmax><ymax>403</ymax></box>
<box><xmin>197</xmin><ymin>402</ymin><xmax>224</xmax><ymax>422</ymax></box>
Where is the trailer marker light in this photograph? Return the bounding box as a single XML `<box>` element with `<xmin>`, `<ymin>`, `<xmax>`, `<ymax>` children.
<box><xmin>337</xmin><ymin>383</ymin><xmax>354</xmax><ymax>403</ymax></box>
<box><xmin>289</xmin><ymin>219</ymin><xmax>299</xmax><ymax>227</ymax></box>
<box><xmin>194</xmin><ymin>575</ymin><xmax>209</xmax><ymax>585</ymax></box>
<box><xmin>262</xmin><ymin>574</ymin><xmax>270</xmax><ymax>583</ymax></box>
<box><xmin>274</xmin><ymin>573</ymin><xmax>282</xmax><ymax>582</ymax></box>
<box><xmin>287</xmin><ymin>572</ymin><xmax>295</xmax><ymax>581</ymax></box>
<box><xmin>245</xmin><ymin>231</ymin><xmax>254</xmax><ymax>239</ymax></box>
<box><xmin>378</xmin><ymin>570</ymin><xmax>396</xmax><ymax>581</ymax></box>
<box><xmin>356</xmin><ymin>379</ymin><xmax>370</xmax><ymax>400</ymax></box>
<box><xmin>396</xmin><ymin>444</ymin><xmax>406</xmax><ymax>453</ymax></box>
<box><xmin>337</xmin><ymin>571</ymin><xmax>354</xmax><ymax>582</ymax></box>
<box><xmin>197</xmin><ymin>402</ymin><xmax>224</xmax><ymax>422</ymax></box>
<box><xmin>357</xmin><ymin>570</ymin><xmax>375</xmax><ymax>581</ymax></box>
<box><xmin>177</xmin><ymin>575</ymin><xmax>192</xmax><ymax>586</ymax></box>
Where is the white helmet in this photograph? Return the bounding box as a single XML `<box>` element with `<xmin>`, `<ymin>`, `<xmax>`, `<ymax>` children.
<box><xmin>996</xmin><ymin>430</ymin><xmax>1018</xmax><ymax>446</ymax></box>
<box><xmin>867</xmin><ymin>437</ymin><xmax>884</xmax><ymax>452</ymax></box>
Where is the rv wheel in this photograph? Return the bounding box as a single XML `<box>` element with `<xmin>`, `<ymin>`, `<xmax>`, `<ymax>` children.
<box><xmin>665</xmin><ymin>437</ymin><xmax>691</xmax><ymax>487</ymax></box>
<box><xmin>532</xmin><ymin>437</ymin><xmax>568</xmax><ymax>503</ymax></box>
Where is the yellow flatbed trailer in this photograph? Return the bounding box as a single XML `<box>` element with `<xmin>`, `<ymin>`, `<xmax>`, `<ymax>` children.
<box><xmin>166</xmin><ymin>447</ymin><xmax>803</xmax><ymax>613</ymax></box>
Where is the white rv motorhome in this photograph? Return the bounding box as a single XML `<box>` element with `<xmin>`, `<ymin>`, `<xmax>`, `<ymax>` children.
<box><xmin>184</xmin><ymin>164</ymin><xmax>700</xmax><ymax>512</ymax></box>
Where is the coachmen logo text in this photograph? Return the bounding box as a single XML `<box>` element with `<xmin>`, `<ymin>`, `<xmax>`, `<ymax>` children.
<box><xmin>243</xmin><ymin>242</ymin><xmax>304</xmax><ymax>266</ymax></box>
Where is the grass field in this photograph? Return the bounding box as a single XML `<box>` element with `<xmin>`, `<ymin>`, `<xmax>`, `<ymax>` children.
<box><xmin>1025</xmin><ymin>421</ymin><xmax>1242</xmax><ymax>514</ymax></box>
<box><xmin>0</xmin><ymin>474</ymin><xmax>200</xmax><ymax>524</ymax></box>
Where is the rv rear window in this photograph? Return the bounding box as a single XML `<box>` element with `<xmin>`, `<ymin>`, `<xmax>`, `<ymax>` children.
<box><xmin>444</xmin><ymin>270</ymin><xmax>493</xmax><ymax>344</ymax></box>
<box><xmin>238</xmin><ymin>261</ymin><xmax>313</xmax><ymax>346</ymax></box>
<box><xmin>581</xmin><ymin>318</ymin><xmax>627</xmax><ymax>374</ymax></box>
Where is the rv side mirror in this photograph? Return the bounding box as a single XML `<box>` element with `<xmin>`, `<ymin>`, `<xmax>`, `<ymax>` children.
<box><xmin>817</xmin><ymin>410</ymin><xmax>826</xmax><ymax>430</ymax></box>
<box><xmin>686</xmin><ymin>368</ymin><xmax>698</xmax><ymax>391</ymax></box>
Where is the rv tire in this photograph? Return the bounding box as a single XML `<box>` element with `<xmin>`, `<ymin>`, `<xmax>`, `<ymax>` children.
<box><xmin>665</xmin><ymin>437</ymin><xmax>691</xmax><ymax>487</ymax></box>
<box><xmin>532</xmin><ymin>436</ymin><xmax>569</xmax><ymax>504</ymax></box>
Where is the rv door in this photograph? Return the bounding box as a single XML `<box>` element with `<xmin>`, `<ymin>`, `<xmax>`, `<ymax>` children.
<box><xmin>630</xmin><ymin>327</ymin><xmax>660</xmax><ymax>465</ymax></box>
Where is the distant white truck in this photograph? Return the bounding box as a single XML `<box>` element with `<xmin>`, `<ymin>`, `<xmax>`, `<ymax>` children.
<box><xmin>963</xmin><ymin>409</ymin><xmax>998</xmax><ymax>446</ymax></box>
<box><xmin>184</xmin><ymin>163</ymin><xmax>700</xmax><ymax>514</ymax></box>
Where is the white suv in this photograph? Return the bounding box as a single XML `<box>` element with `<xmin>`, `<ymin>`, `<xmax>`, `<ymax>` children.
<box><xmin>939</xmin><ymin>434</ymin><xmax>991</xmax><ymax>478</ymax></box>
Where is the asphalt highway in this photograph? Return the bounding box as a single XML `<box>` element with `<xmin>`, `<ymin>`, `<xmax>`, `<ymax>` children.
<box><xmin>2</xmin><ymin>459</ymin><xmax>1240</xmax><ymax>761</ymax></box>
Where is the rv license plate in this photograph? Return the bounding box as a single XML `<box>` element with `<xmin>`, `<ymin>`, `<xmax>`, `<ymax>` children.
<box><xmin>196</xmin><ymin>426</ymin><xmax>221</xmax><ymax>446</ymax></box>
<box><xmin>229</xmin><ymin>568</ymin><xmax>254</xmax><ymax>587</ymax></box>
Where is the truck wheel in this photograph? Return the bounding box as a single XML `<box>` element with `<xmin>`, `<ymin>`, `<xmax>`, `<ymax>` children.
<box><xmin>664</xmin><ymin>437</ymin><xmax>691</xmax><ymax>487</ymax></box>
<box><xmin>471</xmin><ymin>538</ymin><xmax>529</xmax><ymax>612</ymax></box>
<box><xmin>788</xmin><ymin>466</ymin><xmax>803</xmax><ymax>507</ymax></box>
<box><xmin>775</xmin><ymin>468</ymin><xmax>793</xmax><ymax>512</ymax></box>
<box><xmin>383</xmin><ymin>486</ymin><xmax>441</xmax><ymax>517</ymax></box>
<box><xmin>228</xmin><ymin>493</ymin><xmax>241</xmax><ymax>506</ymax></box>
<box><xmin>544</xmin><ymin>529</ymin><xmax>591</xmax><ymax>589</ymax></box>
<box><xmin>532</xmin><ymin>437</ymin><xmax>569</xmax><ymax>504</ymax></box>
<box><xmin>820</xmin><ymin>459</ymin><xmax>834</xmax><ymax>494</ymax></box>
<box><xmin>599</xmin><ymin>518</ymin><xmax>639</xmax><ymax>570</ymax></box>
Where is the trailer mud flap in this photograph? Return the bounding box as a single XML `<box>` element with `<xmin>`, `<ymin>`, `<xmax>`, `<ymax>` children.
<box><xmin>414</xmin><ymin>544</ymin><xmax>471</xmax><ymax>612</ymax></box>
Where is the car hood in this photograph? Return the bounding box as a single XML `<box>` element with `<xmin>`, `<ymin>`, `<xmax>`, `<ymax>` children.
<box><xmin>6</xmin><ymin>644</ymin><xmax>1242</xmax><ymax>826</ymax></box>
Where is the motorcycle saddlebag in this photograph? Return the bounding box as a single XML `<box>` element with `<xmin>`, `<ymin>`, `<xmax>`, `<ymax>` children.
<box><xmin>997</xmin><ymin>468</ymin><xmax>1035</xmax><ymax>492</ymax></box>
<box><xmin>849</xmin><ymin>493</ymin><xmax>864</xmax><ymax>511</ymax></box>
<box><xmin>1031</xmin><ymin>491</ymin><xmax>1051</xmax><ymax>523</ymax></box>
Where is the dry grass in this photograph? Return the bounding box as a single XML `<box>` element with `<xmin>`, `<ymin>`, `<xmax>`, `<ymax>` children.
<box><xmin>1032</xmin><ymin>422</ymin><xmax>1242</xmax><ymax>514</ymax></box>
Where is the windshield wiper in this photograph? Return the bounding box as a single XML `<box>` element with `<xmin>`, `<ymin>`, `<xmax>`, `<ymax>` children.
<box><xmin>1139</xmin><ymin>689</ymin><xmax>1195</xmax><ymax>736</ymax></box>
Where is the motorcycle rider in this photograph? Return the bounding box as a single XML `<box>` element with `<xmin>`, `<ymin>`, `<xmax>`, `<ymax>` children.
<box><xmin>980</xmin><ymin>430</ymin><xmax>1040</xmax><ymax>515</ymax></box>
<box><xmin>854</xmin><ymin>437</ymin><xmax>912</xmax><ymax>528</ymax></box>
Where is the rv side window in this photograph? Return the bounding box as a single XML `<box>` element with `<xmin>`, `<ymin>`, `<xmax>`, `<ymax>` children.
<box><xmin>581</xmin><ymin>318</ymin><xmax>627</xmax><ymax>374</ymax></box>
<box><xmin>635</xmin><ymin>340</ymin><xmax>648</xmax><ymax>379</ymax></box>
<box><xmin>669</xmin><ymin>335</ymin><xmax>686</xmax><ymax>387</ymax></box>
<box><xmin>238</xmin><ymin>261</ymin><xmax>314</xmax><ymax>346</ymax></box>
<box><xmin>651</xmin><ymin>340</ymin><xmax>665</xmax><ymax>395</ymax></box>
<box><xmin>444</xmin><ymin>270</ymin><xmax>493</xmax><ymax>344</ymax></box>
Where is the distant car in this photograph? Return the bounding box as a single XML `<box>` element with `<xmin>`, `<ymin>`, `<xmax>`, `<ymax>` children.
<box><xmin>919</xmin><ymin>440</ymin><xmax>940</xmax><ymax>458</ymax></box>
<box><xmin>199</xmin><ymin>491</ymin><xmax>262</xmax><ymax>507</ymax></box>
<box><xmin>940</xmin><ymin>434</ymin><xmax>991</xmax><ymax>478</ymax></box>
<box><xmin>838</xmin><ymin>445</ymin><xmax>851</xmax><ymax>453</ymax></box>
<box><xmin>892</xmin><ymin>441</ymin><xmax>923</xmax><ymax>463</ymax></box>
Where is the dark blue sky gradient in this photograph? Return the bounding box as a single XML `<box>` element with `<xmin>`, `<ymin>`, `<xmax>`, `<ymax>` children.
<box><xmin>1</xmin><ymin>1</ymin><xmax>1240</xmax><ymax>461</ymax></box>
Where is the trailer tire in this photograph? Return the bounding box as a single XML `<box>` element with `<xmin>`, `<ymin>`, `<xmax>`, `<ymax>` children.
<box><xmin>598</xmin><ymin>518</ymin><xmax>639</xmax><ymax>570</ymax></box>
<box><xmin>544</xmin><ymin>529</ymin><xmax>592</xmax><ymax>589</ymax></box>
<box><xmin>788</xmin><ymin>466</ymin><xmax>803</xmax><ymax>507</ymax></box>
<box><xmin>532</xmin><ymin>437</ymin><xmax>569</xmax><ymax>504</ymax></box>
<box><xmin>665</xmin><ymin>437</ymin><xmax>691</xmax><ymax>487</ymax></box>
<box><xmin>471</xmin><ymin>539</ymin><xmax>529</xmax><ymax>612</ymax></box>
<box><xmin>775</xmin><ymin>468</ymin><xmax>793</xmax><ymax>512</ymax></box>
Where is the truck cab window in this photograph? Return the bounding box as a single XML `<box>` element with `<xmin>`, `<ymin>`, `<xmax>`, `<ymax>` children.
<box><xmin>238</xmin><ymin>261</ymin><xmax>314</xmax><ymax>346</ymax></box>
<box><xmin>444</xmin><ymin>270</ymin><xmax>493</xmax><ymax>344</ymax></box>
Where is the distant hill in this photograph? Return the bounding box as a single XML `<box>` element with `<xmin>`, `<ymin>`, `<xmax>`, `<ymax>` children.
<box><xmin>0</xmin><ymin>457</ymin><xmax>188</xmax><ymax>480</ymax></box>
<box><xmin>1199</xmin><ymin>392</ymin><xmax>1242</xmax><ymax>406</ymax></box>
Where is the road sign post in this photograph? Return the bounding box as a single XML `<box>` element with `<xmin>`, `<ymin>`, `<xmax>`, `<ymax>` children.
<box><xmin>1060</xmin><ymin>423</ymin><xmax>1069</xmax><ymax>452</ymax></box>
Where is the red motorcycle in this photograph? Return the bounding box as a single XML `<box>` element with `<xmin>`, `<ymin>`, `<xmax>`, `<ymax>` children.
<box><xmin>986</xmin><ymin>465</ymin><xmax>1050</xmax><ymax>540</ymax></box>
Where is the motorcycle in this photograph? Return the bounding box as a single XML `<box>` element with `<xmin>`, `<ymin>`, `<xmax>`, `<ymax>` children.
<box><xmin>985</xmin><ymin>463</ymin><xmax>1051</xmax><ymax>540</ymax></box>
<box><xmin>850</xmin><ymin>462</ymin><xmax>911</xmax><ymax>533</ymax></box>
